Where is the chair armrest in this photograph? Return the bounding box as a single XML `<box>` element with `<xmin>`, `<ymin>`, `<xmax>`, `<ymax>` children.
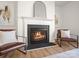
<box><xmin>18</xmin><ymin>36</ymin><xmax>27</xmax><ymax>39</ymax></box>
<box><xmin>70</xmin><ymin>34</ymin><xmax>79</xmax><ymax>38</ymax></box>
<box><xmin>17</xmin><ymin>36</ymin><xmax>27</xmax><ymax>50</ymax></box>
<box><xmin>70</xmin><ymin>34</ymin><xmax>78</xmax><ymax>36</ymax></box>
<box><xmin>16</xmin><ymin>35</ymin><xmax>27</xmax><ymax>39</ymax></box>
<box><xmin>70</xmin><ymin>34</ymin><xmax>79</xmax><ymax>40</ymax></box>
<box><xmin>16</xmin><ymin>35</ymin><xmax>27</xmax><ymax>43</ymax></box>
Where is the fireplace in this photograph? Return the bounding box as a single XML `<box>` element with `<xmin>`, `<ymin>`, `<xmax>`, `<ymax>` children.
<box><xmin>27</xmin><ymin>25</ymin><xmax>55</xmax><ymax>50</ymax></box>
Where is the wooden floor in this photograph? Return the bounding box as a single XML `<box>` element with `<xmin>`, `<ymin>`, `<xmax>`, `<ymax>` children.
<box><xmin>5</xmin><ymin>42</ymin><xmax>78</xmax><ymax>58</ymax></box>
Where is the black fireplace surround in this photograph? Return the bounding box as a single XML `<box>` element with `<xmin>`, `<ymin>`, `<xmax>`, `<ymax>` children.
<box><xmin>27</xmin><ymin>24</ymin><xmax>55</xmax><ymax>50</ymax></box>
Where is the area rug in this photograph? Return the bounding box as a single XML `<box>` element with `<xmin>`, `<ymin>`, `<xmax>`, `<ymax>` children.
<box><xmin>45</xmin><ymin>48</ymin><xmax>79</xmax><ymax>58</ymax></box>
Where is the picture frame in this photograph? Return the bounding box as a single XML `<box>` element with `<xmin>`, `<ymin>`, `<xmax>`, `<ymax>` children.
<box><xmin>0</xmin><ymin>6</ymin><xmax>11</xmax><ymax>25</ymax></box>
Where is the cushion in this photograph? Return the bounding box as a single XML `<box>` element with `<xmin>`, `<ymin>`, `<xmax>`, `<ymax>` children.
<box><xmin>0</xmin><ymin>31</ymin><xmax>17</xmax><ymax>46</ymax></box>
<box><xmin>61</xmin><ymin>29</ymin><xmax>70</xmax><ymax>38</ymax></box>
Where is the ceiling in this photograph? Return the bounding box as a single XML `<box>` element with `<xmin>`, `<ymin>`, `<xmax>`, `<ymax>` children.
<box><xmin>55</xmin><ymin>1</ymin><xmax>70</xmax><ymax>7</ymax></box>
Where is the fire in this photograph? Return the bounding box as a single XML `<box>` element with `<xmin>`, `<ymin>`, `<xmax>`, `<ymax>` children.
<box><xmin>32</xmin><ymin>31</ymin><xmax>46</xmax><ymax>41</ymax></box>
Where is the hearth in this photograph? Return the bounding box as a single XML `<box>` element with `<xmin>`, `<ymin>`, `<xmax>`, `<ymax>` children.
<box><xmin>27</xmin><ymin>24</ymin><xmax>55</xmax><ymax>50</ymax></box>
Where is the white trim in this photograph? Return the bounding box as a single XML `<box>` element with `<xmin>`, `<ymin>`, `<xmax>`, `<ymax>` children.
<box><xmin>18</xmin><ymin>17</ymin><xmax>53</xmax><ymax>21</ymax></box>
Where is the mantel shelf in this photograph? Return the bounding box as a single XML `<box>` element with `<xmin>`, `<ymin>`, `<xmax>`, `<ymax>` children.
<box><xmin>18</xmin><ymin>17</ymin><xmax>54</xmax><ymax>21</ymax></box>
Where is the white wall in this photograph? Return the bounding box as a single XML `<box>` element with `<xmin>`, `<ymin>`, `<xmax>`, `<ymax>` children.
<box><xmin>61</xmin><ymin>2</ymin><xmax>79</xmax><ymax>35</ymax></box>
<box><xmin>18</xmin><ymin>1</ymin><xmax>55</xmax><ymax>19</ymax></box>
<box><xmin>0</xmin><ymin>1</ymin><xmax>17</xmax><ymax>25</ymax></box>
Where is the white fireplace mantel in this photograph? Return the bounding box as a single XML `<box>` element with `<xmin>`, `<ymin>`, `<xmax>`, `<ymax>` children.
<box><xmin>17</xmin><ymin>17</ymin><xmax>55</xmax><ymax>44</ymax></box>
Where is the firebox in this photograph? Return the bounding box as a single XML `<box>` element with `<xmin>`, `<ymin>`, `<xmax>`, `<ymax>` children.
<box><xmin>27</xmin><ymin>24</ymin><xmax>55</xmax><ymax>50</ymax></box>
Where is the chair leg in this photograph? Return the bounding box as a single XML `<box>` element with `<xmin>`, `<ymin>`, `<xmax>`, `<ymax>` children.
<box><xmin>17</xmin><ymin>49</ymin><xmax>26</xmax><ymax>54</ymax></box>
<box><xmin>17</xmin><ymin>46</ymin><xmax>27</xmax><ymax>54</ymax></box>
<box><xmin>77</xmin><ymin>40</ymin><xmax>78</xmax><ymax>48</ymax></box>
<box><xmin>57</xmin><ymin>38</ymin><xmax>62</xmax><ymax>47</ymax></box>
<box><xmin>77</xmin><ymin>35</ymin><xmax>78</xmax><ymax>48</ymax></box>
<box><xmin>59</xmin><ymin>39</ymin><xmax>62</xmax><ymax>47</ymax></box>
<box><xmin>1</xmin><ymin>54</ymin><xmax>7</xmax><ymax>58</ymax></box>
<box><xmin>56</xmin><ymin>38</ymin><xmax>60</xmax><ymax>46</ymax></box>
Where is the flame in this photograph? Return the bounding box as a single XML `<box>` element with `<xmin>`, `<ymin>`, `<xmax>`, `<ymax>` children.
<box><xmin>36</xmin><ymin>32</ymin><xmax>41</xmax><ymax>36</ymax></box>
<box><xmin>32</xmin><ymin>31</ymin><xmax>46</xmax><ymax>41</ymax></box>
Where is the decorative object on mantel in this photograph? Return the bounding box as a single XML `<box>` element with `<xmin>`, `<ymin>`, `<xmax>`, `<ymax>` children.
<box><xmin>55</xmin><ymin>15</ymin><xmax>58</xmax><ymax>25</ymax></box>
<box><xmin>0</xmin><ymin>6</ymin><xmax>10</xmax><ymax>25</ymax></box>
<box><xmin>33</xmin><ymin>1</ymin><xmax>47</xmax><ymax>18</ymax></box>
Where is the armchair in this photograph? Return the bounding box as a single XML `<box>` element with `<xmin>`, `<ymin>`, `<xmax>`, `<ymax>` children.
<box><xmin>56</xmin><ymin>29</ymin><xmax>78</xmax><ymax>48</ymax></box>
<box><xmin>0</xmin><ymin>28</ymin><xmax>26</xmax><ymax>57</ymax></box>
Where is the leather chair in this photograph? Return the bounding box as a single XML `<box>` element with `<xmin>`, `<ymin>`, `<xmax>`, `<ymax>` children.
<box><xmin>0</xmin><ymin>42</ymin><xmax>26</xmax><ymax>56</ymax></box>
<box><xmin>0</xmin><ymin>29</ymin><xmax>26</xmax><ymax>57</ymax></box>
<box><xmin>56</xmin><ymin>29</ymin><xmax>78</xmax><ymax>48</ymax></box>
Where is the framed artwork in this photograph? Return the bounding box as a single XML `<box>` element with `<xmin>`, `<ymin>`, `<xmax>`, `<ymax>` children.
<box><xmin>0</xmin><ymin>6</ymin><xmax>10</xmax><ymax>25</ymax></box>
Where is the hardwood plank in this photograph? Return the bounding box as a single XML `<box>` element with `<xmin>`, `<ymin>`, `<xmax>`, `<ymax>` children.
<box><xmin>26</xmin><ymin>51</ymin><xmax>31</xmax><ymax>58</ymax></box>
<box><xmin>30</xmin><ymin>50</ymin><xmax>40</xmax><ymax>58</ymax></box>
<box><xmin>8</xmin><ymin>42</ymin><xmax>78</xmax><ymax>58</ymax></box>
<box><xmin>40</xmin><ymin>48</ymin><xmax>50</xmax><ymax>57</ymax></box>
<box><xmin>34</xmin><ymin>49</ymin><xmax>45</xmax><ymax>58</ymax></box>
